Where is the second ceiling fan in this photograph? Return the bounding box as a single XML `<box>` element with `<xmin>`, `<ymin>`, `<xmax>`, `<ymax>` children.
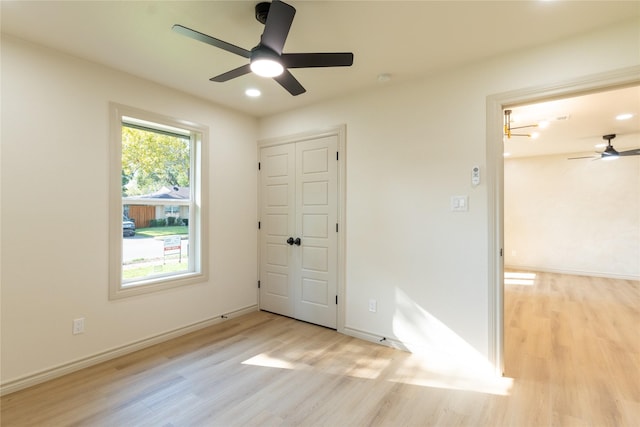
<box><xmin>569</xmin><ymin>134</ymin><xmax>640</xmax><ymax>160</ymax></box>
<box><xmin>173</xmin><ymin>0</ymin><xmax>354</xmax><ymax>96</ymax></box>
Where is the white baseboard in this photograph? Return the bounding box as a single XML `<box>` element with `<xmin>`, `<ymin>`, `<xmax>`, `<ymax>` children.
<box><xmin>342</xmin><ymin>326</ymin><xmax>409</xmax><ymax>352</ymax></box>
<box><xmin>0</xmin><ymin>305</ymin><xmax>258</xmax><ymax>396</ymax></box>
<box><xmin>505</xmin><ymin>264</ymin><xmax>639</xmax><ymax>281</ymax></box>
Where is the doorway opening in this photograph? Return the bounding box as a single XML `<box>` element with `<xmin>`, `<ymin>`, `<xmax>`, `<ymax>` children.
<box><xmin>486</xmin><ymin>65</ymin><xmax>640</xmax><ymax>375</ymax></box>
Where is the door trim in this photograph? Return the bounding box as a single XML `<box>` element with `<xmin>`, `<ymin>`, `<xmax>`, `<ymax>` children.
<box><xmin>258</xmin><ymin>125</ymin><xmax>347</xmax><ymax>332</ymax></box>
<box><xmin>486</xmin><ymin>65</ymin><xmax>640</xmax><ymax>376</ymax></box>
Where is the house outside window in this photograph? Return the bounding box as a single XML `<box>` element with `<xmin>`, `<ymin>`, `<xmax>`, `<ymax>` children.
<box><xmin>109</xmin><ymin>104</ymin><xmax>208</xmax><ymax>299</ymax></box>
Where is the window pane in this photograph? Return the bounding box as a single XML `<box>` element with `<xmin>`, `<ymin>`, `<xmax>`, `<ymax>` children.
<box><xmin>121</xmin><ymin>125</ymin><xmax>190</xmax><ymax>197</ymax></box>
<box><xmin>122</xmin><ymin>202</ymin><xmax>189</xmax><ymax>284</ymax></box>
<box><xmin>121</xmin><ymin>122</ymin><xmax>193</xmax><ymax>285</ymax></box>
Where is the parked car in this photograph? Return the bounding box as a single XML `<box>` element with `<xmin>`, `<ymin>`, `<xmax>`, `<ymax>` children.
<box><xmin>123</xmin><ymin>216</ymin><xmax>136</xmax><ymax>237</ymax></box>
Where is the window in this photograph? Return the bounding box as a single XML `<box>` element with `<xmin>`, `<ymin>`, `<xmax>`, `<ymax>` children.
<box><xmin>109</xmin><ymin>104</ymin><xmax>207</xmax><ymax>299</ymax></box>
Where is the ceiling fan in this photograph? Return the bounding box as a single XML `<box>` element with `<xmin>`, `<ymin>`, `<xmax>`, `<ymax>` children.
<box><xmin>569</xmin><ymin>134</ymin><xmax>640</xmax><ymax>161</ymax></box>
<box><xmin>172</xmin><ymin>0</ymin><xmax>354</xmax><ymax>96</ymax></box>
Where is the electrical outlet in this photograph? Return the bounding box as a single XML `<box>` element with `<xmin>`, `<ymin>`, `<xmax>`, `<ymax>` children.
<box><xmin>72</xmin><ymin>318</ymin><xmax>85</xmax><ymax>335</ymax></box>
<box><xmin>368</xmin><ymin>299</ymin><xmax>377</xmax><ymax>313</ymax></box>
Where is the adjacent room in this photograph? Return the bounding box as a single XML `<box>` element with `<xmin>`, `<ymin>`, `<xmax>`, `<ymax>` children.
<box><xmin>2</xmin><ymin>1</ymin><xmax>639</xmax><ymax>425</ymax></box>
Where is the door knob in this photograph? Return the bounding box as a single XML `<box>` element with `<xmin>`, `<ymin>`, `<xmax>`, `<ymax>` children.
<box><xmin>294</xmin><ymin>237</ymin><xmax>301</xmax><ymax>246</ymax></box>
<box><xmin>286</xmin><ymin>237</ymin><xmax>295</xmax><ymax>245</ymax></box>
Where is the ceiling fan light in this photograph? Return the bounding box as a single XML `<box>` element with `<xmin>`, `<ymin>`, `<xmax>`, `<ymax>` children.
<box><xmin>250</xmin><ymin>58</ymin><xmax>284</xmax><ymax>77</ymax></box>
<box><xmin>602</xmin><ymin>145</ymin><xmax>620</xmax><ymax>160</ymax></box>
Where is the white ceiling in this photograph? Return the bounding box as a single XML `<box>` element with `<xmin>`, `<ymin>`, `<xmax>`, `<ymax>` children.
<box><xmin>505</xmin><ymin>85</ymin><xmax>640</xmax><ymax>158</ymax></box>
<box><xmin>2</xmin><ymin>1</ymin><xmax>639</xmax><ymax>157</ymax></box>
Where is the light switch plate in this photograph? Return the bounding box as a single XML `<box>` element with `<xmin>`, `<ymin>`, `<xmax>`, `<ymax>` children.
<box><xmin>451</xmin><ymin>195</ymin><xmax>468</xmax><ymax>212</ymax></box>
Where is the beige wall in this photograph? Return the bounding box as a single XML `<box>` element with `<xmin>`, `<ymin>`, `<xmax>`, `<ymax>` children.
<box><xmin>505</xmin><ymin>153</ymin><xmax>639</xmax><ymax>280</ymax></box>
<box><xmin>1</xmin><ymin>37</ymin><xmax>258</xmax><ymax>385</ymax></box>
<box><xmin>258</xmin><ymin>19</ymin><xmax>640</xmax><ymax>361</ymax></box>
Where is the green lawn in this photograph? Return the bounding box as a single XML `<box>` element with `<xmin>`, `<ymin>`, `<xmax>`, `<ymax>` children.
<box><xmin>123</xmin><ymin>259</ymin><xmax>188</xmax><ymax>279</ymax></box>
<box><xmin>135</xmin><ymin>225</ymin><xmax>188</xmax><ymax>238</ymax></box>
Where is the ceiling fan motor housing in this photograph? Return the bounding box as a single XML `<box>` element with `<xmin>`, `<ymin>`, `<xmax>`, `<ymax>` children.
<box><xmin>255</xmin><ymin>2</ymin><xmax>271</xmax><ymax>24</ymax></box>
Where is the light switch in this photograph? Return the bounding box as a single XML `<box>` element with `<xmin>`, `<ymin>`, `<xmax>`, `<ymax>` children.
<box><xmin>451</xmin><ymin>195</ymin><xmax>468</xmax><ymax>212</ymax></box>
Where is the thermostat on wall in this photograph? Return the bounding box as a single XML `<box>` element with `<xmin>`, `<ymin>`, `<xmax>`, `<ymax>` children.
<box><xmin>471</xmin><ymin>165</ymin><xmax>480</xmax><ymax>186</ymax></box>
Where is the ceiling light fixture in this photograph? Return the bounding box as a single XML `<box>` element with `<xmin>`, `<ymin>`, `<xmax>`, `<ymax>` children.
<box><xmin>616</xmin><ymin>113</ymin><xmax>633</xmax><ymax>121</ymax></box>
<box><xmin>377</xmin><ymin>73</ymin><xmax>392</xmax><ymax>83</ymax></box>
<box><xmin>503</xmin><ymin>109</ymin><xmax>548</xmax><ymax>139</ymax></box>
<box><xmin>245</xmin><ymin>88</ymin><xmax>261</xmax><ymax>97</ymax></box>
<box><xmin>601</xmin><ymin>146</ymin><xmax>620</xmax><ymax>160</ymax></box>
<box><xmin>249</xmin><ymin>47</ymin><xmax>284</xmax><ymax>77</ymax></box>
<box><xmin>600</xmin><ymin>134</ymin><xmax>620</xmax><ymax>160</ymax></box>
<box><xmin>250</xmin><ymin>49</ymin><xmax>284</xmax><ymax>78</ymax></box>
<box><xmin>250</xmin><ymin>58</ymin><xmax>284</xmax><ymax>77</ymax></box>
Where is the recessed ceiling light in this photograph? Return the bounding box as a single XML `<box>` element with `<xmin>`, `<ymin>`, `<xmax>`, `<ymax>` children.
<box><xmin>503</xmin><ymin>152</ymin><xmax>511</xmax><ymax>157</ymax></box>
<box><xmin>530</xmin><ymin>132</ymin><xmax>540</xmax><ymax>139</ymax></box>
<box><xmin>245</xmin><ymin>88</ymin><xmax>261</xmax><ymax>97</ymax></box>
<box><xmin>377</xmin><ymin>73</ymin><xmax>391</xmax><ymax>83</ymax></box>
<box><xmin>616</xmin><ymin>113</ymin><xmax>633</xmax><ymax>121</ymax></box>
<box><xmin>595</xmin><ymin>143</ymin><xmax>607</xmax><ymax>148</ymax></box>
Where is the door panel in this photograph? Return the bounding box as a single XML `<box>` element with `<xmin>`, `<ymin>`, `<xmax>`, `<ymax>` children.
<box><xmin>260</xmin><ymin>144</ymin><xmax>295</xmax><ymax>317</ymax></box>
<box><xmin>302</xmin><ymin>214</ymin><xmax>328</xmax><ymax>238</ymax></box>
<box><xmin>295</xmin><ymin>136</ymin><xmax>338</xmax><ymax>328</ymax></box>
<box><xmin>259</xmin><ymin>134</ymin><xmax>338</xmax><ymax>329</ymax></box>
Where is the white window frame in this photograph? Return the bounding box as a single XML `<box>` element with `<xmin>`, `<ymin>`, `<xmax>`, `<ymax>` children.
<box><xmin>109</xmin><ymin>103</ymin><xmax>208</xmax><ymax>299</ymax></box>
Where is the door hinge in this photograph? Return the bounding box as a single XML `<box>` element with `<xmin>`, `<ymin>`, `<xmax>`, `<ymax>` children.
<box><xmin>258</xmin><ymin>280</ymin><xmax>261</xmax><ymax>289</ymax></box>
<box><xmin>336</xmin><ymin>151</ymin><xmax>339</xmax><ymax>161</ymax></box>
<box><xmin>258</xmin><ymin>162</ymin><xmax>261</xmax><ymax>170</ymax></box>
<box><xmin>258</xmin><ymin>221</ymin><xmax>261</xmax><ymax>230</ymax></box>
<box><xmin>336</xmin><ymin>223</ymin><xmax>339</xmax><ymax>232</ymax></box>
<box><xmin>336</xmin><ymin>295</ymin><xmax>338</xmax><ymax>305</ymax></box>
<box><xmin>500</xmin><ymin>248</ymin><xmax>503</xmax><ymax>256</ymax></box>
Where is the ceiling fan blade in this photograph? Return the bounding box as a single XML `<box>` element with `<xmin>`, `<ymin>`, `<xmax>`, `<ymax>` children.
<box><xmin>281</xmin><ymin>52</ymin><xmax>354</xmax><ymax>68</ymax></box>
<box><xmin>274</xmin><ymin>70</ymin><xmax>306</xmax><ymax>96</ymax></box>
<box><xmin>260</xmin><ymin>0</ymin><xmax>296</xmax><ymax>55</ymax></box>
<box><xmin>210</xmin><ymin>64</ymin><xmax>252</xmax><ymax>82</ymax></box>
<box><xmin>568</xmin><ymin>155</ymin><xmax>598</xmax><ymax>160</ymax></box>
<box><xmin>618</xmin><ymin>148</ymin><xmax>640</xmax><ymax>156</ymax></box>
<box><xmin>172</xmin><ymin>24</ymin><xmax>251</xmax><ymax>58</ymax></box>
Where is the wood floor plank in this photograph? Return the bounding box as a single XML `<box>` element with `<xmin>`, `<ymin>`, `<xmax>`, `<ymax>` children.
<box><xmin>2</xmin><ymin>272</ymin><xmax>638</xmax><ymax>426</ymax></box>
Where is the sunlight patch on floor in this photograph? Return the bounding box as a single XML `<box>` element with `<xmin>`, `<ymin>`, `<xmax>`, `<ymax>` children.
<box><xmin>388</xmin><ymin>357</ymin><xmax>514</xmax><ymax>396</ymax></box>
<box><xmin>505</xmin><ymin>271</ymin><xmax>536</xmax><ymax>286</ymax></box>
<box><xmin>391</xmin><ymin>288</ymin><xmax>514</xmax><ymax>396</ymax></box>
<box><xmin>242</xmin><ymin>353</ymin><xmax>297</xmax><ymax>370</ymax></box>
<box><xmin>241</xmin><ymin>349</ymin><xmax>391</xmax><ymax>380</ymax></box>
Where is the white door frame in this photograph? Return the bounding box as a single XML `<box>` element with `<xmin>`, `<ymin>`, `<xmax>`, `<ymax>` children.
<box><xmin>257</xmin><ymin>125</ymin><xmax>347</xmax><ymax>332</ymax></box>
<box><xmin>486</xmin><ymin>65</ymin><xmax>640</xmax><ymax>376</ymax></box>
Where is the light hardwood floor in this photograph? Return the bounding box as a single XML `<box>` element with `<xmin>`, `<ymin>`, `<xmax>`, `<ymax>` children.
<box><xmin>2</xmin><ymin>272</ymin><xmax>638</xmax><ymax>426</ymax></box>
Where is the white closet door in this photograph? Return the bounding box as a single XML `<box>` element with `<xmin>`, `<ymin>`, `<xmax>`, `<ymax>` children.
<box><xmin>294</xmin><ymin>136</ymin><xmax>338</xmax><ymax>328</ymax></box>
<box><xmin>259</xmin><ymin>143</ymin><xmax>296</xmax><ymax>317</ymax></box>
<box><xmin>259</xmin><ymin>135</ymin><xmax>338</xmax><ymax>329</ymax></box>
